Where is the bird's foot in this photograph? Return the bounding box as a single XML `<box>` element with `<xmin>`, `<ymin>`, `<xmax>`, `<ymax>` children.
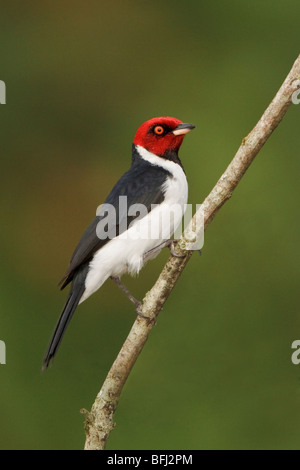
<box><xmin>136</xmin><ymin>303</ymin><xmax>157</xmax><ymax>325</ymax></box>
<box><xmin>135</xmin><ymin>302</ymin><xmax>152</xmax><ymax>322</ymax></box>
<box><xmin>166</xmin><ymin>239</ymin><xmax>187</xmax><ymax>258</ymax></box>
<box><xmin>132</xmin><ymin>300</ymin><xmax>145</xmax><ymax>317</ymax></box>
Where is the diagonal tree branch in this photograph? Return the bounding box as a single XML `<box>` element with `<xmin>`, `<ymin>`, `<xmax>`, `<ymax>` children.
<box><xmin>82</xmin><ymin>54</ymin><xmax>300</xmax><ymax>451</ymax></box>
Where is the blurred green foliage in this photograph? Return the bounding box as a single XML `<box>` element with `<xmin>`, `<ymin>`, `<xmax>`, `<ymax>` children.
<box><xmin>0</xmin><ymin>0</ymin><xmax>300</xmax><ymax>450</ymax></box>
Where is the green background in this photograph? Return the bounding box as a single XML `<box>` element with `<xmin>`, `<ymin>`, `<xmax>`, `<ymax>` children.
<box><xmin>1</xmin><ymin>0</ymin><xmax>300</xmax><ymax>450</ymax></box>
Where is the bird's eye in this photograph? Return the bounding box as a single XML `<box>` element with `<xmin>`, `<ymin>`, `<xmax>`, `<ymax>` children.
<box><xmin>154</xmin><ymin>125</ymin><xmax>165</xmax><ymax>136</ymax></box>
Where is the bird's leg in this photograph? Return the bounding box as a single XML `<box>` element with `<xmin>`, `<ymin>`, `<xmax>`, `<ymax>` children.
<box><xmin>143</xmin><ymin>240</ymin><xmax>169</xmax><ymax>260</ymax></box>
<box><xmin>110</xmin><ymin>276</ymin><xmax>148</xmax><ymax>318</ymax></box>
<box><xmin>143</xmin><ymin>239</ymin><xmax>186</xmax><ymax>259</ymax></box>
<box><xmin>110</xmin><ymin>276</ymin><xmax>141</xmax><ymax>309</ymax></box>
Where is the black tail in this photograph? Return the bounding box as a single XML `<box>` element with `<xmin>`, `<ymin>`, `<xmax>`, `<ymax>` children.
<box><xmin>42</xmin><ymin>266</ymin><xmax>88</xmax><ymax>371</ymax></box>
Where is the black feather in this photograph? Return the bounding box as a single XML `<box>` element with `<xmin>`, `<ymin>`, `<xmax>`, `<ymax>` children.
<box><xmin>43</xmin><ymin>265</ymin><xmax>89</xmax><ymax>370</ymax></box>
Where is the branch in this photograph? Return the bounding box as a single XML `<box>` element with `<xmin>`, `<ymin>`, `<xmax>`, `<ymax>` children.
<box><xmin>82</xmin><ymin>55</ymin><xmax>300</xmax><ymax>450</ymax></box>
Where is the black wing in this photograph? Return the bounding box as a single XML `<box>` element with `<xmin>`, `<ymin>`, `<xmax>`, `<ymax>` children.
<box><xmin>59</xmin><ymin>158</ymin><xmax>171</xmax><ymax>289</ymax></box>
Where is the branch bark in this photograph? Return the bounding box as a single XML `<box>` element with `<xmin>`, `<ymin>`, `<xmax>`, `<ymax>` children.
<box><xmin>83</xmin><ymin>54</ymin><xmax>300</xmax><ymax>450</ymax></box>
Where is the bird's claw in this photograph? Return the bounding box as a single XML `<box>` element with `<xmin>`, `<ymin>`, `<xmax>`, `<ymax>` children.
<box><xmin>168</xmin><ymin>240</ymin><xmax>186</xmax><ymax>258</ymax></box>
<box><xmin>136</xmin><ymin>303</ymin><xmax>156</xmax><ymax>324</ymax></box>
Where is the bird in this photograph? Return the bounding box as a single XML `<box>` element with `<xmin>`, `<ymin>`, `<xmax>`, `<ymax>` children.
<box><xmin>42</xmin><ymin>116</ymin><xmax>195</xmax><ymax>370</ymax></box>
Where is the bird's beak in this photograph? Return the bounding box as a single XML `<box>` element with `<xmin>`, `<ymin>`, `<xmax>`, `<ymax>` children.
<box><xmin>172</xmin><ymin>123</ymin><xmax>195</xmax><ymax>136</ymax></box>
